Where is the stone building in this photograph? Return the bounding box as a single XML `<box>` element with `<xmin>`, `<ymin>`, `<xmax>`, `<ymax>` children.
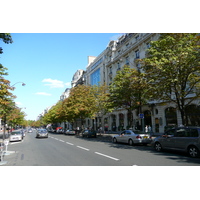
<box><xmin>84</xmin><ymin>33</ymin><xmax>200</xmax><ymax>133</ymax></box>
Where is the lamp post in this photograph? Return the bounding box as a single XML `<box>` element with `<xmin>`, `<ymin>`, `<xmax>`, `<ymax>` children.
<box><xmin>11</xmin><ymin>82</ymin><xmax>26</xmax><ymax>88</ymax></box>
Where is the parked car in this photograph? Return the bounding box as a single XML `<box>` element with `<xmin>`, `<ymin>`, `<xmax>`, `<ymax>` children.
<box><xmin>112</xmin><ymin>130</ymin><xmax>152</xmax><ymax>145</ymax></box>
<box><xmin>9</xmin><ymin>130</ymin><xmax>23</xmax><ymax>142</ymax></box>
<box><xmin>36</xmin><ymin>129</ymin><xmax>48</xmax><ymax>138</ymax></box>
<box><xmin>82</xmin><ymin>130</ymin><xmax>97</xmax><ymax>138</ymax></box>
<box><xmin>56</xmin><ymin>127</ymin><xmax>63</xmax><ymax>133</ymax></box>
<box><xmin>64</xmin><ymin>130</ymin><xmax>76</xmax><ymax>135</ymax></box>
<box><xmin>153</xmin><ymin>126</ymin><xmax>200</xmax><ymax>158</ymax></box>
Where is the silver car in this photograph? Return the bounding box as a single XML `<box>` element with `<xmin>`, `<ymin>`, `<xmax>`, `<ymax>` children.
<box><xmin>64</xmin><ymin>130</ymin><xmax>76</xmax><ymax>135</ymax></box>
<box><xmin>36</xmin><ymin>129</ymin><xmax>48</xmax><ymax>138</ymax></box>
<box><xmin>153</xmin><ymin>126</ymin><xmax>200</xmax><ymax>158</ymax></box>
<box><xmin>112</xmin><ymin>130</ymin><xmax>152</xmax><ymax>146</ymax></box>
<box><xmin>9</xmin><ymin>130</ymin><xmax>23</xmax><ymax>142</ymax></box>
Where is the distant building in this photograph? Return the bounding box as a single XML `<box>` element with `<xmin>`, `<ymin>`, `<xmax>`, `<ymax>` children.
<box><xmin>60</xmin><ymin>88</ymin><xmax>70</xmax><ymax>101</ymax></box>
<box><xmin>71</xmin><ymin>69</ymin><xmax>85</xmax><ymax>87</ymax></box>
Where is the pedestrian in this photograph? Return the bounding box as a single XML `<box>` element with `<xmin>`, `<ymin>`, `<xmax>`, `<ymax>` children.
<box><xmin>148</xmin><ymin>125</ymin><xmax>152</xmax><ymax>132</ymax></box>
<box><xmin>145</xmin><ymin>125</ymin><xmax>148</xmax><ymax>133</ymax></box>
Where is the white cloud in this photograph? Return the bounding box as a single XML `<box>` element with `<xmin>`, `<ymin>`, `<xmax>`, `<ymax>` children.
<box><xmin>65</xmin><ymin>82</ymin><xmax>71</xmax><ymax>87</ymax></box>
<box><xmin>16</xmin><ymin>102</ymin><xmax>23</xmax><ymax>105</ymax></box>
<box><xmin>35</xmin><ymin>92</ymin><xmax>52</xmax><ymax>96</ymax></box>
<box><xmin>42</xmin><ymin>78</ymin><xmax>66</xmax><ymax>88</ymax></box>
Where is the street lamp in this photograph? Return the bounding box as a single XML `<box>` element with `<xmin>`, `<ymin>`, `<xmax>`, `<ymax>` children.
<box><xmin>11</xmin><ymin>82</ymin><xmax>26</xmax><ymax>89</ymax></box>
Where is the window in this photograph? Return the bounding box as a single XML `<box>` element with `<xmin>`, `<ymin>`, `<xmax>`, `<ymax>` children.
<box><xmin>126</xmin><ymin>131</ymin><xmax>131</xmax><ymax>135</ymax></box>
<box><xmin>135</xmin><ymin>50</ymin><xmax>140</xmax><ymax>59</ymax></box>
<box><xmin>126</xmin><ymin>56</ymin><xmax>129</xmax><ymax>65</ymax></box>
<box><xmin>189</xmin><ymin>129</ymin><xmax>199</xmax><ymax>137</ymax></box>
<box><xmin>165</xmin><ymin>129</ymin><xmax>176</xmax><ymax>136</ymax></box>
<box><xmin>117</xmin><ymin>62</ymin><xmax>120</xmax><ymax>70</ymax></box>
<box><xmin>146</xmin><ymin>43</ymin><xmax>151</xmax><ymax>49</ymax></box>
<box><xmin>135</xmin><ymin>35</ymin><xmax>139</xmax><ymax>41</ymax></box>
<box><xmin>90</xmin><ymin>68</ymin><xmax>100</xmax><ymax>85</ymax></box>
<box><xmin>121</xmin><ymin>131</ymin><xmax>126</xmax><ymax>135</ymax></box>
<box><xmin>175</xmin><ymin>128</ymin><xmax>187</xmax><ymax>137</ymax></box>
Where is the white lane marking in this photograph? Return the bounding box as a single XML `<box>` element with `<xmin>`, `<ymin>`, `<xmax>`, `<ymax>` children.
<box><xmin>95</xmin><ymin>152</ymin><xmax>119</xmax><ymax>161</ymax></box>
<box><xmin>66</xmin><ymin>142</ymin><xmax>74</xmax><ymax>145</ymax></box>
<box><xmin>77</xmin><ymin>146</ymin><xmax>90</xmax><ymax>151</ymax></box>
<box><xmin>59</xmin><ymin>140</ymin><xmax>65</xmax><ymax>142</ymax></box>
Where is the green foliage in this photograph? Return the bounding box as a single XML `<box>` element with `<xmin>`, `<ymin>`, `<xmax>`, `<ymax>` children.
<box><xmin>0</xmin><ymin>33</ymin><xmax>13</xmax><ymax>54</ymax></box>
<box><xmin>62</xmin><ymin>85</ymin><xmax>97</xmax><ymax>123</ymax></box>
<box><xmin>108</xmin><ymin>65</ymin><xmax>148</xmax><ymax>112</ymax></box>
<box><xmin>141</xmin><ymin>33</ymin><xmax>200</xmax><ymax>125</ymax></box>
<box><xmin>7</xmin><ymin>106</ymin><xmax>26</xmax><ymax>126</ymax></box>
<box><xmin>91</xmin><ymin>83</ymin><xmax>110</xmax><ymax>116</ymax></box>
<box><xmin>0</xmin><ymin>33</ymin><xmax>15</xmax><ymax>117</ymax></box>
<box><xmin>43</xmin><ymin>101</ymin><xmax>64</xmax><ymax>124</ymax></box>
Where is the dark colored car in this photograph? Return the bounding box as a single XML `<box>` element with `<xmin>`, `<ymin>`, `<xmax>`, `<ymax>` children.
<box><xmin>153</xmin><ymin>126</ymin><xmax>200</xmax><ymax>158</ymax></box>
<box><xmin>82</xmin><ymin>130</ymin><xmax>96</xmax><ymax>138</ymax></box>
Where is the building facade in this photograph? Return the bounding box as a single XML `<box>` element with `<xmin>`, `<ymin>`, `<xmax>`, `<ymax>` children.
<box><xmin>84</xmin><ymin>33</ymin><xmax>200</xmax><ymax>133</ymax></box>
<box><xmin>44</xmin><ymin>33</ymin><xmax>200</xmax><ymax>133</ymax></box>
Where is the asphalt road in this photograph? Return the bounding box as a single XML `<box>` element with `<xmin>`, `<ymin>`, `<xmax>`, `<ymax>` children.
<box><xmin>2</xmin><ymin>130</ymin><xmax>200</xmax><ymax>166</ymax></box>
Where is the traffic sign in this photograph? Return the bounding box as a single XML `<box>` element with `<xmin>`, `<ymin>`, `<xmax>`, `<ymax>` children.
<box><xmin>139</xmin><ymin>113</ymin><xmax>144</xmax><ymax>119</ymax></box>
<box><xmin>4</xmin><ymin>140</ymin><xmax>9</xmax><ymax>146</ymax></box>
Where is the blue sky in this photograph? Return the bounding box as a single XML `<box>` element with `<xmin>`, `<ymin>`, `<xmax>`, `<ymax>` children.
<box><xmin>0</xmin><ymin>33</ymin><xmax>121</xmax><ymax>120</ymax></box>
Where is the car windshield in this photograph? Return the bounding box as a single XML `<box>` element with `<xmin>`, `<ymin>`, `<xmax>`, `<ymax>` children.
<box><xmin>11</xmin><ymin>131</ymin><xmax>21</xmax><ymax>135</ymax></box>
<box><xmin>38</xmin><ymin>130</ymin><xmax>47</xmax><ymax>133</ymax></box>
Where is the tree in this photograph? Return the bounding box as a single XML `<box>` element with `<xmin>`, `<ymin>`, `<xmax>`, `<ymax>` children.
<box><xmin>108</xmin><ymin>65</ymin><xmax>149</xmax><ymax>129</ymax></box>
<box><xmin>62</xmin><ymin>84</ymin><xmax>97</xmax><ymax>129</ymax></box>
<box><xmin>0</xmin><ymin>33</ymin><xmax>13</xmax><ymax>54</ymax></box>
<box><xmin>0</xmin><ymin>64</ymin><xmax>15</xmax><ymax>108</ymax></box>
<box><xmin>7</xmin><ymin>106</ymin><xmax>26</xmax><ymax>129</ymax></box>
<box><xmin>0</xmin><ymin>33</ymin><xmax>15</xmax><ymax>130</ymax></box>
<box><xmin>92</xmin><ymin>83</ymin><xmax>109</xmax><ymax>113</ymax></box>
<box><xmin>140</xmin><ymin>33</ymin><xmax>200</xmax><ymax>125</ymax></box>
<box><xmin>43</xmin><ymin>101</ymin><xmax>64</xmax><ymax>125</ymax></box>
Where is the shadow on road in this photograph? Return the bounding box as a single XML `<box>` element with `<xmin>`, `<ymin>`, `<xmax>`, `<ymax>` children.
<box><xmin>76</xmin><ymin>134</ymin><xmax>200</xmax><ymax>165</ymax></box>
<box><xmin>48</xmin><ymin>132</ymin><xmax>200</xmax><ymax>165</ymax></box>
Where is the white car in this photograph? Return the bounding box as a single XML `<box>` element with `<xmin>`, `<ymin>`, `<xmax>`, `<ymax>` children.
<box><xmin>64</xmin><ymin>130</ymin><xmax>76</xmax><ymax>135</ymax></box>
<box><xmin>36</xmin><ymin>129</ymin><xmax>48</xmax><ymax>138</ymax></box>
<box><xmin>112</xmin><ymin>130</ymin><xmax>152</xmax><ymax>146</ymax></box>
<box><xmin>9</xmin><ymin>130</ymin><xmax>23</xmax><ymax>142</ymax></box>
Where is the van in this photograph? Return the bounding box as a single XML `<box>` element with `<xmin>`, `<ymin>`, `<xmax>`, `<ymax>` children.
<box><xmin>153</xmin><ymin>127</ymin><xmax>200</xmax><ymax>158</ymax></box>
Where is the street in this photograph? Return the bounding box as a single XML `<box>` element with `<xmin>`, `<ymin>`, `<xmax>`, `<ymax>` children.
<box><xmin>1</xmin><ymin>130</ymin><xmax>200</xmax><ymax>166</ymax></box>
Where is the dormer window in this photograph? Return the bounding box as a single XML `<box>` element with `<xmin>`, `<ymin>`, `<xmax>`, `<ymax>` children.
<box><xmin>135</xmin><ymin>35</ymin><xmax>139</xmax><ymax>41</ymax></box>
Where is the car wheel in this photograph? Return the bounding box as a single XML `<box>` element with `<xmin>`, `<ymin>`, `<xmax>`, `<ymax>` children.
<box><xmin>154</xmin><ymin>142</ymin><xmax>162</xmax><ymax>152</ymax></box>
<box><xmin>128</xmin><ymin>139</ymin><xmax>134</xmax><ymax>146</ymax></box>
<box><xmin>113</xmin><ymin>137</ymin><xmax>117</xmax><ymax>143</ymax></box>
<box><xmin>188</xmin><ymin>146</ymin><xmax>199</xmax><ymax>158</ymax></box>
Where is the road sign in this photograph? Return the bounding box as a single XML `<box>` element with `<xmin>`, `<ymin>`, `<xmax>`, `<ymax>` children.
<box><xmin>139</xmin><ymin>113</ymin><xmax>144</xmax><ymax>119</ymax></box>
<box><xmin>4</xmin><ymin>140</ymin><xmax>9</xmax><ymax>146</ymax></box>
